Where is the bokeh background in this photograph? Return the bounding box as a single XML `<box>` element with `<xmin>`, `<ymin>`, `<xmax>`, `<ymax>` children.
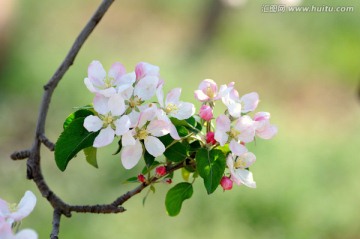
<box><xmin>1</xmin><ymin>0</ymin><xmax>359</xmax><ymax>238</ymax></box>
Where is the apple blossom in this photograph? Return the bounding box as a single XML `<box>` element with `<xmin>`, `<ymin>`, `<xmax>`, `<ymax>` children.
<box><xmin>0</xmin><ymin>217</ymin><xmax>38</xmax><ymax>239</ymax></box>
<box><xmin>84</xmin><ymin>60</ymin><xmax>129</xmax><ymax>97</ymax></box>
<box><xmin>135</xmin><ymin>62</ymin><xmax>160</xmax><ymax>81</ymax></box>
<box><xmin>155</xmin><ymin>166</ymin><xmax>167</xmax><ymax>177</ymax></box>
<box><xmin>199</xmin><ymin>105</ymin><xmax>213</xmax><ymax>121</ymax></box>
<box><xmin>194</xmin><ymin>79</ymin><xmax>231</xmax><ymax>102</ymax></box>
<box><xmin>84</xmin><ymin>94</ymin><xmax>131</xmax><ymax>148</ymax></box>
<box><xmin>206</xmin><ymin>131</ymin><xmax>217</xmax><ymax>145</ymax></box>
<box><xmin>120</xmin><ymin>107</ymin><xmax>170</xmax><ymax>169</ymax></box>
<box><xmin>226</xmin><ymin>153</ymin><xmax>256</xmax><ymax>188</ymax></box>
<box><xmin>0</xmin><ymin>191</ymin><xmax>36</xmax><ymax>225</ymax></box>
<box><xmin>253</xmin><ymin>112</ymin><xmax>278</xmax><ymax>139</ymax></box>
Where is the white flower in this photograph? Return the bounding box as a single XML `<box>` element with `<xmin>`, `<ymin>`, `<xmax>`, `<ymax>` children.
<box><xmin>120</xmin><ymin>106</ymin><xmax>170</xmax><ymax>169</ymax></box>
<box><xmin>253</xmin><ymin>112</ymin><xmax>278</xmax><ymax>139</ymax></box>
<box><xmin>0</xmin><ymin>191</ymin><xmax>36</xmax><ymax>225</ymax></box>
<box><xmin>84</xmin><ymin>94</ymin><xmax>130</xmax><ymax>148</ymax></box>
<box><xmin>0</xmin><ymin>217</ymin><xmax>37</xmax><ymax>239</ymax></box>
<box><xmin>226</xmin><ymin>153</ymin><xmax>256</xmax><ymax>188</ymax></box>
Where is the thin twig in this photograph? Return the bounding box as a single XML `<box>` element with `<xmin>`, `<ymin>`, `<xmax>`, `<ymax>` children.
<box><xmin>10</xmin><ymin>149</ymin><xmax>31</xmax><ymax>160</ymax></box>
<box><xmin>39</xmin><ymin>134</ymin><xmax>55</xmax><ymax>151</ymax></box>
<box><xmin>50</xmin><ymin>209</ymin><xmax>62</xmax><ymax>239</ymax></box>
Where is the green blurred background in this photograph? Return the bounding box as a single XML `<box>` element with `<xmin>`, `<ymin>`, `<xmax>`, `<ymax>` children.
<box><xmin>1</xmin><ymin>0</ymin><xmax>359</xmax><ymax>238</ymax></box>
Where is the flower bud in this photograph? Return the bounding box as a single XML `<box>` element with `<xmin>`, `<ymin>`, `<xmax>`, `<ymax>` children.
<box><xmin>137</xmin><ymin>174</ymin><xmax>146</xmax><ymax>183</ymax></box>
<box><xmin>155</xmin><ymin>166</ymin><xmax>167</xmax><ymax>177</ymax></box>
<box><xmin>220</xmin><ymin>176</ymin><xmax>233</xmax><ymax>191</ymax></box>
<box><xmin>206</xmin><ymin>132</ymin><xmax>217</xmax><ymax>145</ymax></box>
<box><xmin>199</xmin><ymin>105</ymin><xmax>213</xmax><ymax>121</ymax></box>
<box><xmin>164</xmin><ymin>178</ymin><xmax>172</xmax><ymax>184</ymax></box>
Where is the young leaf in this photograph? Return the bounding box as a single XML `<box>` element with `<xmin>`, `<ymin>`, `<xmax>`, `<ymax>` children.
<box><xmin>164</xmin><ymin>142</ymin><xmax>188</xmax><ymax>162</ymax></box>
<box><xmin>124</xmin><ymin>176</ymin><xmax>139</xmax><ymax>183</ymax></box>
<box><xmin>196</xmin><ymin>148</ymin><xmax>226</xmax><ymax>194</ymax></box>
<box><xmin>181</xmin><ymin>168</ymin><xmax>191</xmax><ymax>182</ymax></box>
<box><xmin>55</xmin><ymin>117</ymin><xmax>99</xmax><ymax>171</ymax></box>
<box><xmin>144</xmin><ymin>150</ymin><xmax>155</xmax><ymax>168</ymax></box>
<box><xmin>83</xmin><ymin>146</ymin><xmax>98</xmax><ymax>168</ymax></box>
<box><xmin>63</xmin><ymin>109</ymin><xmax>94</xmax><ymax>129</ymax></box>
<box><xmin>165</xmin><ymin>182</ymin><xmax>193</xmax><ymax>216</ymax></box>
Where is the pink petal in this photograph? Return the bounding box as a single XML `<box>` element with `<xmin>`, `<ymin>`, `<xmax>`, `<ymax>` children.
<box><xmin>84</xmin><ymin>116</ymin><xmax>103</xmax><ymax>132</ymax></box>
<box><xmin>256</xmin><ymin>124</ymin><xmax>278</xmax><ymax>139</ymax></box>
<box><xmin>0</xmin><ymin>198</ymin><xmax>10</xmax><ymax>216</ymax></box>
<box><xmin>144</xmin><ymin>136</ymin><xmax>165</xmax><ymax>157</ymax></box>
<box><xmin>121</xmin><ymin>140</ymin><xmax>143</xmax><ymax>169</ymax></box>
<box><xmin>147</xmin><ymin>120</ymin><xmax>170</xmax><ymax>137</ymax></box>
<box><xmin>135</xmin><ymin>62</ymin><xmax>159</xmax><ymax>80</ymax></box>
<box><xmin>229</xmin><ymin>139</ymin><xmax>248</xmax><ymax>156</ymax></box>
<box><xmin>93</xmin><ymin>126</ymin><xmax>115</xmax><ymax>148</ymax></box>
<box><xmin>115</xmin><ymin>115</ymin><xmax>131</xmax><ymax>136</ymax></box>
<box><xmin>108</xmin><ymin>62</ymin><xmax>126</xmax><ymax>85</ymax></box>
<box><xmin>198</xmin><ymin>79</ymin><xmax>218</xmax><ymax>93</ymax></box>
<box><xmin>239</xmin><ymin>152</ymin><xmax>256</xmax><ymax>168</ymax></box>
<box><xmin>216</xmin><ymin>114</ymin><xmax>231</xmax><ymax>132</ymax></box>
<box><xmin>10</xmin><ymin>191</ymin><xmax>36</xmax><ymax>222</ymax></box>
<box><xmin>134</xmin><ymin>76</ymin><xmax>158</xmax><ymax>100</ymax></box>
<box><xmin>88</xmin><ymin>60</ymin><xmax>106</xmax><ymax>86</ymax></box>
<box><xmin>241</xmin><ymin>92</ymin><xmax>259</xmax><ymax>113</ymax></box>
<box><xmin>234</xmin><ymin>116</ymin><xmax>255</xmax><ymax>143</ymax></box>
<box><xmin>138</xmin><ymin>105</ymin><xmax>157</xmax><ymax>128</ymax></box>
<box><xmin>165</xmin><ymin>88</ymin><xmax>181</xmax><ymax>105</ymax></box>
<box><xmin>254</xmin><ymin>112</ymin><xmax>270</xmax><ymax>122</ymax></box>
<box><xmin>93</xmin><ymin>94</ymin><xmax>109</xmax><ymax>115</ymax></box>
<box><xmin>194</xmin><ymin>90</ymin><xmax>210</xmax><ymax>102</ymax></box>
<box><xmin>108</xmin><ymin>94</ymin><xmax>125</xmax><ymax>116</ymax></box>
<box><xmin>0</xmin><ymin>218</ymin><xmax>13</xmax><ymax>237</ymax></box>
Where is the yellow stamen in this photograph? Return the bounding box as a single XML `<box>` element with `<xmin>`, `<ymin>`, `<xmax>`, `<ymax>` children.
<box><xmin>165</xmin><ymin>103</ymin><xmax>178</xmax><ymax>114</ymax></box>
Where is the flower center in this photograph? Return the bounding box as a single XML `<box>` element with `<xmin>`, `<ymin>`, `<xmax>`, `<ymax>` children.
<box><xmin>129</xmin><ymin>96</ymin><xmax>142</xmax><ymax>108</ymax></box>
<box><xmin>228</xmin><ymin>128</ymin><xmax>240</xmax><ymax>139</ymax></box>
<box><xmin>137</xmin><ymin>129</ymin><xmax>149</xmax><ymax>140</ymax></box>
<box><xmin>205</xmin><ymin>86</ymin><xmax>215</xmax><ymax>98</ymax></box>
<box><xmin>234</xmin><ymin>159</ymin><xmax>246</xmax><ymax>169</ymax></box>
<box><xmin>103</xmin><ymin>115</ymin><xmax>115</xmax><ymax>127</ymax></box>
<box><xmin>164</xmin><ymin>103</ymin><xmax>178</xmax><ymax>114</ymax></box>
<box><xmin>104</xmin><ymin>77</ymin><xmax>115</xmax><ymax>88</ymax></box>
<box><xmin>8</xmin><ymin>203</ymin><xmax>18</xmax><ymax>213</ymax></box>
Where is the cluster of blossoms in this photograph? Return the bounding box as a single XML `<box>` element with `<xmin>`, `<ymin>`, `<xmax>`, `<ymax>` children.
<box><xmin>81</xmin><ymin>61</ymin><xmax>276</xmax><ymax>192</ymax></box>
<box><xmin>0</xmin><ymin>191</ymin><xmax>37</xmax><ymax>239</ymax></box>
<box><xmin>194</xmin><ymin>79</ymin><xmax>277</xmax><ymax>190</ymax></box>
<box><xmin>83</xmin><ymin>61</ymin><xmax>195</xmax><ymax>169</ymax></box>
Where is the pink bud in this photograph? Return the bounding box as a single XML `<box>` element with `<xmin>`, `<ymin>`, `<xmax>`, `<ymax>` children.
<box><xmin>155</xmin><ymin>166</ymin><xmax>167</xmax><ymax>177</ymax></box>
<box><xmin>220</xmin><ymin>176</ymin><xmax>233</xmax><ymax>191</ymax></box>
<box><xmin>138</xmin><ymin>174</ymin><xmax>146</xmax><ymax>183</ymax></box>
<box><xmin>199</xmin><ymin>105</ymin><xmax>213</xmax><ymax>121</ymax></box>
<box><xmin>164</xmin><ymin>178</ymin><xmax>172</xmax><ymax>184</ymax></box>
<box><xmin>206</xmin><ymin>132</ymin><xmax>217</xmax><ymax>145</ymax></box>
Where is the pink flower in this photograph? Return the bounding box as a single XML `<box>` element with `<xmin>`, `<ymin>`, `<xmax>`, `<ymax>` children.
<box><xmin>206</xmin><ymin>132</ymin><xmax>217</xmax><ymax>145</ymax></box>
<box><xmin>222</xmin><ymin>88</ymin><xmax>259</xmax><ymax>117</ymax></box>
<box><xmin>199</xmin><ymin>105</ymin><xmax>213</xmax><ymax>121</ymax></box>
<box><xmin>253</xmin><ymin>112</ymin><xmax>278</xmax><ymax>139</ymax></box>
<box><xmin>135</xmin><ymin>62</ymin><xmax>160</xmax><ymax>81</ymax></box>
<box><xmin>220</xmin><ymin>176</ymin><xmax>233</xmax><ymax>191</ymax></box>
<box><xmin>226</xmin><ymin>153</ymin><xmax>256</xmax><ymax>188</ymax></box>
<box><xmin>84</xmin><ymin>61</ymin><xmax>129</xmax><ymax>97</ymax></box>
<box><xmin>194</xmin><ymin>79</ymin><xmax>230</xmax><ymax>102</ymax></box>
<box><xmin>120</xmin><ymin>107</ymin><xmax>170</xmax><ymax>169</ymax></box>
<box><xmin>155</xmin><ymin>166</ymin><xmax>167</xmax><ymax>177</ymax></box>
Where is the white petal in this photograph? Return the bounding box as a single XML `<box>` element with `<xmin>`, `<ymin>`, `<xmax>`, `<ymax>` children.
<box><xmin>144</xmin><ymin>136</ymin><xmax>165</xmax><ymax>157</ymax></box>
<box><xmin>108</xmin><ymin>94</ymin><xmax>125</xmax><ymax>116</ymax></box>
<box><xmin>121</xmin><ymin>140</ymin><xmax>143</xmax><ymax>169</ymax></box>
<box><xmin>241</xmin><ymin>92</ymin><xmax>259</xmax><ymax>113</ymax></box>
<box><xmin>138</xmin><ymin>105</ymin><xmax>157</xmax><ymax>128</ymax></box>
<box><xmin>88</xmin><ymin>60</ymin><xmax>106</xmax><ymax>87</ymax></box>
<box><xmin>165</xmin><ymin>88</ymin><xmax>181</xmax><ymax>105</ymax></box>
<box><xmin>239</xmin><ymin>152</ymin><xmax>256</xmax><ymax>168</ymax></box>
<box><xmin>169</xmin><ymin>123</ymin><xmax>181</xmax><ymax>140</ymax></box>
<box><xmin>229</xmin><ymin>140</ymin><xmax>248</xmax><ymax>156</ymax></box>
<box><xmin>97</xmin><ymin>87</ymin><xmax>117</xmax><ymax>97</ymax></box>
<box><xmin>84</xmin><ymin>77</ymin><xmax>97</xmax><ymax>93</ymax></box>
<box><xmin>83</xmin><ymin>115</ymin><xmax>103</xmax><ymax>132</ymax></box>
<box><xmin>93</xmin><ymin>126</ymin><xmax>115</xmax><ymax>148</ymax></box>
<box><xmin>128</xmin><ymin>110</ymin><xmax>140</xmax><ymax>128</ymax></box>
<box><xmin>15</xmin><ymin>229</ymin><xmax>38</xmax><ymax>239</ymax></box>
<box><xmin>114</xmin><ymin>115</ymin><xmax>131</xmax><ymax>136</ymax></box>
<box><xmin>257</xmin><ymin>124</ymin><xmax>278</xmax><ymax>139</ymax></box>
<box><xmin>0</xmin><ymin>198</ymin><xmax>10</xmax><ymax>217</ymax></box>
<box><xmin>233</xmin><ymin>169</ymin><xmax>256</xmax><ymax>188</ymax></box>
<box><xmin>134</xmin><ymin>76</ymin><xmax>158</xmax><ymax>100</ymax></box>
<box><xmin>214</xmin><ymin>130</ymin><xmax>228</xmax><ymax>146</ymax></box>
<box><xmin>118</xmin><ymin>85</ymin><xmax>134</xmax><ymax>100</ymax></box>
<box><xmin>156</xmin><ymin>84</ymin><xmax>165</xmax><ymax>108</ymax></box>
<box><xmin>194</xmin><ymin>90</ymin><xmax>210</xmax><ymax>102</ymax></box>
<box><xmin>147</xmin><ymin>120</ymin><xmax>170</xmax><ymax>137</ymax></box>
<box><xmin>227</xmin><ymin>102</ymin><xmax>242</xmax><ymax>118</ymax></box>
<box><xmin>171</xmin><ymin>102</ymin><xmax>195</xmax><ymax>120</ymax></box>
<box><xmin>10</xmin><ymin>191</ymin><xmax>37</xmax><ymax>222</ymax></box>
<box><xmin>108</xmin><ymin>62</ymin><xmax>126</xmax><ymax>85</ymax></box>
<box><xmin>93</xmin><ymin>94</ymin><xmax>109</xmax><ymax>115</ymax></box>
<box><xmin>121</xmin><ymin>130</ymin><xmax>136</xmax><ymax>146</ymax></box>
<box><xmin>119</xmin><ymin>72</ymin><xmax>136</xmax><ymax>85</ymax></box>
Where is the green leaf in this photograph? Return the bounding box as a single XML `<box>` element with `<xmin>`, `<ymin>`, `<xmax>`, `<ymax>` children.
<box><xmin>144</xmin><ymin>150</ymin><xmax>155</xmax><ymax>168</ymax></box>
<box><xmin>165</xmin><ymin>182</ymin><xmax>193</xmax><ymax>216</ymax></box>
<box><xmin>164</xmin><ymin>142</ymin><xmax>188</xmax><ymax>162</ymax></box>
<box><xmin>158</xmin><ymin>134</ymin><xmax>174</xmax><ymax>147</ymax></box>
<box><xmin>63</xmin><ymin>109</ymin><xmax>94</xmax><ymax>129</ymax></box>
<box><xmin>113</xmin><ymin>140</ymin><xmax>122</xmax><ymax>155</ymax></box>
<box><xmin>189</xmin><ymin>140</ymin><xmax>201</xmax><ymax>152</ymax></box>
<box><xmin>196</xmin><ymin>148</ymin><xmax>226</xmax><ymax>194</ymax></box>
<box><xmin>83</xmin><ymin>147</ymin><xmax>98</xmax><ymax>168</ymax></box>
<box><xmin>55</xmin><ymin>117</ymin><xmax>99</xmax><ymax>171</ymax></box>
<box><xmin>124</xmin><ymin>176</ymin><xmax>139</xmax><ymax>183</ymax></box>
<box><xmin>175</xmin><ymin>125</ymin><xmax>189</xmax><ymax>137</ymax></box>
<box><xmin>141</xmin><ymin>161</ymin><xmax>160</xmax><ymax>174</ymax></box>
